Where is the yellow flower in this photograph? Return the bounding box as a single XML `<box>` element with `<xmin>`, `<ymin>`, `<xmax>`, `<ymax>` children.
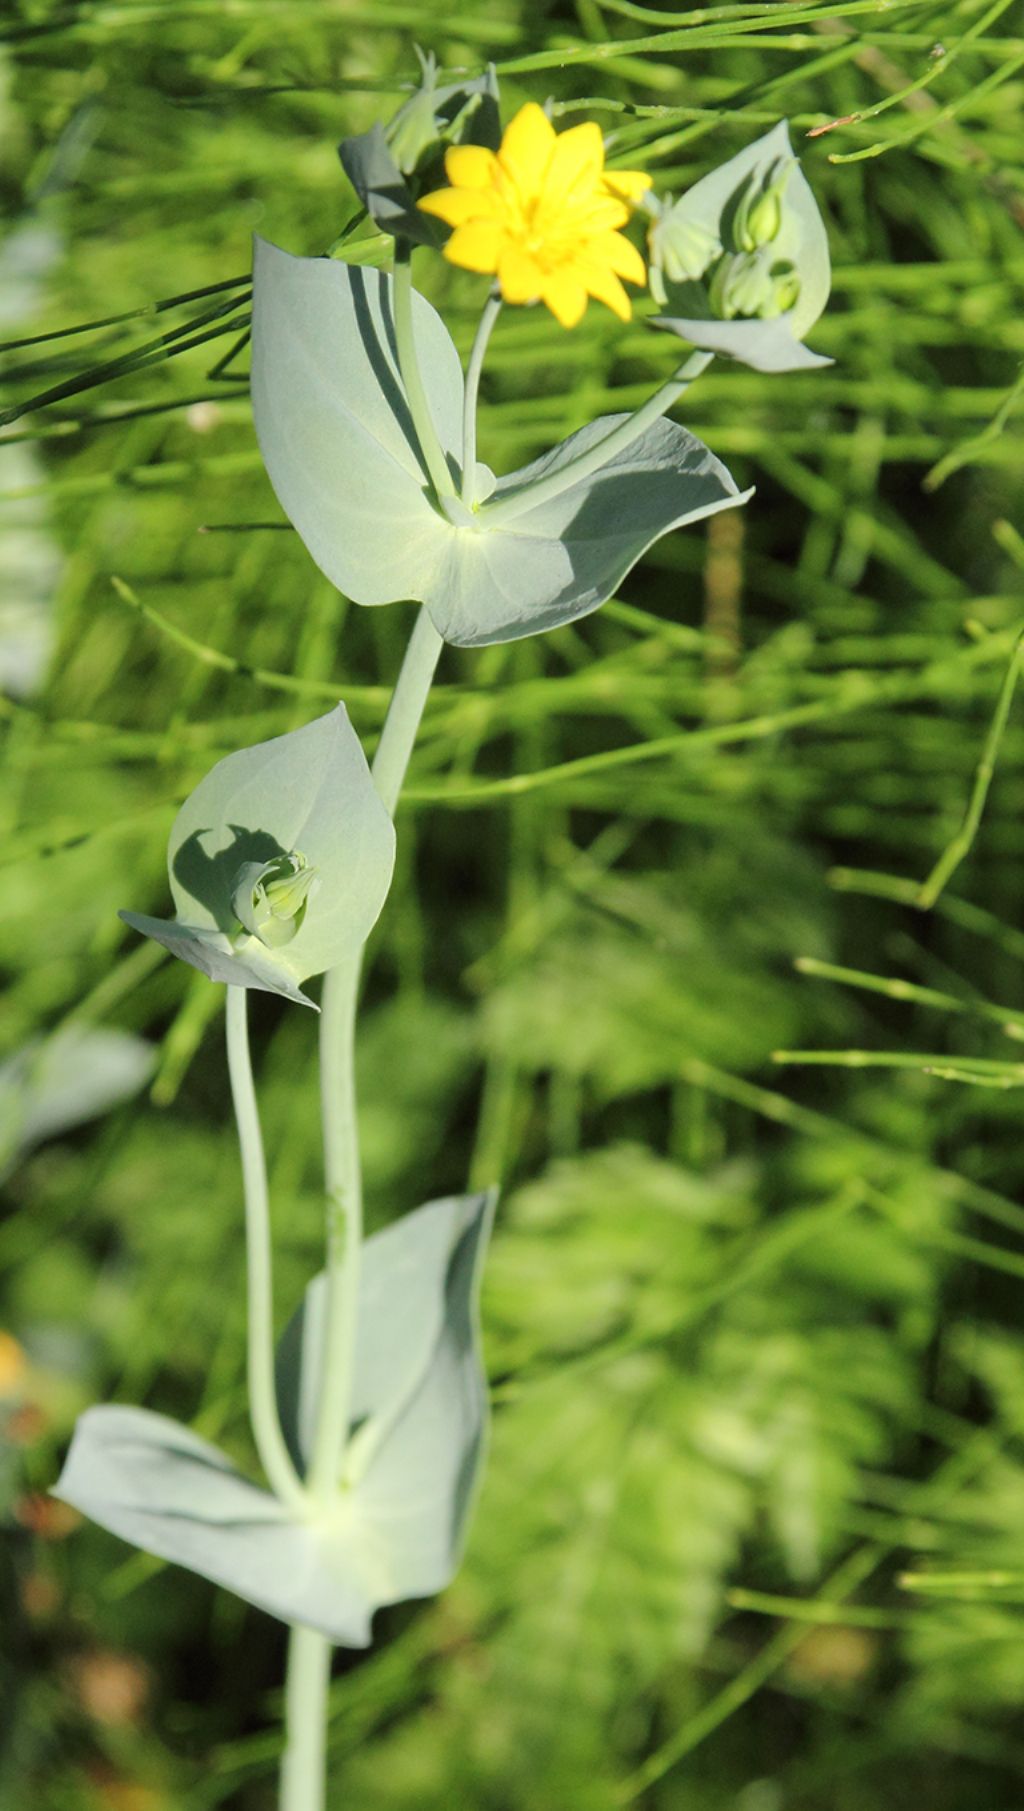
<box><xmin>418</xmin><ymin>102</ymin><xmax>650</xmax><ymax>329</ymax></box>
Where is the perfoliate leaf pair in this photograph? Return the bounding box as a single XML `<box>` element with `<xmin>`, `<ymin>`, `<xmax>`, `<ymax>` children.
<box><xmin>55</xmin><ymin>1191</ymin><xmax>495</xmax><ymax>1644</ymax></box>
<box><xmin>251</xmin><ymin>239</ymin><xmax>749</xmax><ymax>646</ymax></box>
<box><xmin>121</xmin><ymin>708</ymin><xmax>395</xmax><ymax>1007</ymax></box>
<box><xmin>648</xmin><ymin>123</ymin><xmax>832</xmax><ymax>373</ymax></box>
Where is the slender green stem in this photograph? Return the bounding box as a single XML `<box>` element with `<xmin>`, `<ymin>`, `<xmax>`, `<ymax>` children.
<box><xmin>308</xmin><ymin>605</ymin><xmax>445</xmax><ymax>1501</ymax></box>
<box><xmin>372</xmin><ymin>605</ymin><xmax>445</xmax><ymax>814</ymax></box>
<box><xmin>477</xmin><ymin>349</ymin><xmax>714</xmax><ymax>528</ymax></box>
<box><xmin>392</xmin><ymin>244</ymin><xmax>457</xmax><ymax>502</ymax></box>
<box><xmin>224</xmin><ymin>987</ymin><xmax>306</xmax><ymax>1514</ymax></box>
<box><xmin>308</xmin><ymin>950</ymin><xmax>363</xmax><ymax>1501</ymax></box>
<box><xmin>461</xmin><ymin>291</ymin><xmax>502</xmax><ymax>506</ymax></box>
<box><xmin>280</xmin><ymin>1623</ymin><xmax>331</xmax><ymax>1811</ymax></box>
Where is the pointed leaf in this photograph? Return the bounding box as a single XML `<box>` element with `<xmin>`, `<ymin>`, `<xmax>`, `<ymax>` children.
<box><xmin>348</xmin><ymin>1189</ymin><xmax>495</xmax><ymax>1596</ymax></box>
<box><xmin>117</xmin><ymin>913</ymin><xmax>315</xmax><ymax>1007</ymax></box>
<box><xmin>251</xmin><ymin>238</ymin><xmax>464</xmax><ymax>606</ymax></box>
<box><xmin>652</xmin><ymin>314</ymin><xmax>832</xmax><ymax>373</ymax></box>
<box><xmin>54</xmin><ymin>1407</ymin><xmax>377</xmax><ymax>1645</ymax></box>
<box><xmin>278</xmin><ymin>1190</ymin><xmax>473</xmax><ymax>1465</ymax></box>
<box><xmin>279</xmin><ymin>1189</ymin><xmax>497</xmax><ymax>1596</ymax></box>
<box><xmin>433</xmin><ymin>415</ymin><xmax>751</xmax><ymax>646</ymax></box>
<box><xmin>121</xmin><ymin>706</ymin><xmax>396</xmax><ymax>999</ymax></box>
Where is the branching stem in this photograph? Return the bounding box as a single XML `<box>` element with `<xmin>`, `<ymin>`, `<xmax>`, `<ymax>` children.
<box><xmin>461</xmin><ymin>291</ymin><xmax>502</xmax><ymax>506</ymax></box>
<box><xmin>477</xmin><ymin>349</ymin><xmax>713</xmax><ymax>528</ymax></box>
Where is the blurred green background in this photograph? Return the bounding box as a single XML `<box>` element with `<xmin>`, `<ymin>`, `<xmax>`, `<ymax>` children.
<box><xmin>3</xmin><ymin>1</ymin><xmax>1024</xmax><ymax>1807</ymax></box>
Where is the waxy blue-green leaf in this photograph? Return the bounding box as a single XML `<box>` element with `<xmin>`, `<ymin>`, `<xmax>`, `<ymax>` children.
<box><xmin>655</xmin><ymin>315</ymin><xmax>831</xmax><ymax>374</ymax></box>
<box><xmin>121</xmin><ymin>706</ymin><xmax>395</xmax><ymax>1007</ymax></box>
<box><xmin>278</xmin><ymin>1188</ymin><xmax>496</xmax><ymax>1595</ymax></box>
<box><xmin>252</xmin><ymin>241</ymin><xmax>749</xmax><ymax>646</ymax></box>
<box><xmin>651</xmin><ymin>122</ymin><xmax>832</xmax><ymax>372</ymax></box>
<box><xmin>55</xmin><ymin>1191</ymin><xmax>495</xmax><ymax>1643</ymax></box>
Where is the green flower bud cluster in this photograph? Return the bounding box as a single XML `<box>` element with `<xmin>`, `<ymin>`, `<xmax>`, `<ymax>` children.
<box><xmin>708</xmin><ymin>155</ymin><xmax>801</xmax><ymax>322</ymax></box>
<box><xmin>231</xmin><ymin>851</ymin><xmax>320</xmax><ymax>950</ymax></box>
<box><xmin>383</xmin><ymin>48</ymin><xmax>497</xmax><ymax>176</ymax></box>
<box><xmin>648</xmin><ymin>146</ymin><xmax>803</xmax><ymax>325</ymax></box>
<box><xmin>732</xmin><ymin>156</ymin><xmax>792</xmax><ymax>252</ymax></box>
<box><xmin>707</xmin><ymin>249</ymin><xmax>801</xmax><ymax>322</ymax></box>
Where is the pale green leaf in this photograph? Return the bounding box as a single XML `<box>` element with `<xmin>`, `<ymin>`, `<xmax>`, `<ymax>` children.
<box><xmin>653</xmin><ymin>315</ymin><xmax>831</xmax><ymax>374</ymax></box>
<box><xmin>432</xmin><ymin>414</ymin><xmax>751</xmax><ymax>646</ymax></box>
<box><xmin>279</xmin><ymin>1188</ymin><xmax>496</xmax><ymax>1597</ymax></box>
<box><xmin>53</xmin><ymin>1406</ymin><xmax>379</xmax><ymax>1645</ymax></box>
<box><xmin>120</xmin><ymin>706</ymin><xmax>396</xmax><ymax>1004</ymax></box>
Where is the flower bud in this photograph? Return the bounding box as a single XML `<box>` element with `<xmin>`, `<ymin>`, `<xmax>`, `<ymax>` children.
<box><xmin>385</xmin><ymin>50</ymin><xmax>446</xmax><ymax>175</ymax></box>
<box><xmin>758</xmin><ymin>261</ymin><xmax>802</xmax><ymax>319</ymax></box>
<box><xmin>231</xmin><ymin>851</ymin><xmax>320</xmax><ymax>949</ymax></box>
<box><xmin>647</xmin><ymin>196</ymin><xmax>721</xmax><ymax>303</ymax></box>
<box><xmin>733</xmin><ymin>157</ymin><xmax>794</xmax><ymax>252</ymax></box>
<box><xmin>708</xmin><ymin>250</ymin><xmax>775</xmax><ymax>321</ymax></box>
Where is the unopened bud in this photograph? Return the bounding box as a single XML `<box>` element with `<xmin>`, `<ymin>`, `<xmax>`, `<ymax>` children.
<box><xmin>647</xmin><ymin>197</ymin><xmax>721</xmax><ymax>303</ymax></box>
<box><xmin>758</xmin><ymin>261</ymin><xmax>802</xmax><ymax>319</ymax></box>
<box><xmin>708</xmin><ymin>250</ymin><xmax>774</xmax><ymax>321</ymax></box>
<box><xmin>733</xmin><ymin>157</ymin><xmax>794</xmax><ymax>251</ymax></box>
<box><xmin>386</xmin><ymin>51</ymin><xmax>444</xmax><ymax>175</ymax></box>
<box><xmin>231</xmin><ymin>851</ymin><xmax>319</xmax><ymax>949</ymax></box>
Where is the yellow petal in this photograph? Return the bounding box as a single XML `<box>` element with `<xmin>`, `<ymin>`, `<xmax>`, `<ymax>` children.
<box><xmin>603</xmin><ymin>167</ymin><xmax>651</xmax><ymax>204</ymax></box>
<box><xmin>497</xmin><ymin>244</ymin><xmax>543</xmax><ymax>304</ymax></box>
<box><xmin>418</xmin><ymin>187</ymin><xmax>498</xmax><ymax>226</ymax></box>
<box><xmin>578</xmin><ymin>259</ymin><xmax>632</xmax><ymax>322</ymax></box>
<box><xmin>499</xmin><ymin>102</ymin><xmax>555</xmax><ymax>200</ymax></box>
<box><xmin>444</xmin><ymin>143</ymin><xmax>499</xmax><ymax>190</ymax></box>
<box><xmin>568</xmin><ymin>195</ymin><xmax>630</xmax><ymax>234</ymax></box>
<box><xmin>591</xmin><ymin>229</ymin><xmax>646</xmax><ymax>286</ymax></box>
<box><xmin>541</xmin><ymin>121</ymin><xmax>604</xmax><ymax>206</ymax></box>
<box><xmin>443</xmin><ymin>222</ymin><xmax>504</xmax><ymax>275</ymax></box>
<box><xmin>541</xmin><ymin>269</ymin><xmax>589</xmax><ymax>329</ymax></box>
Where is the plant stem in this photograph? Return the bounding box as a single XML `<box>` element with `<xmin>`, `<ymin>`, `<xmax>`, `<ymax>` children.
<box><xmin>280</xmin><ymin>1623</ymin><xmax>331</xmax><ymax>1811</ymax></box>
<box><xmin>461</xmin><ymin>291</ymin><xmax>502</xmax><ymax>506</ymax></box>
<box><xmin>477</xmin><ymin>349</ymin><xmax>713</xmax><ymax>528</ymax></box>
<box><xmin>307</xmin><ymin>944</ymin><xmax>363</xmax><ymax>1502</ymax></box>
<box><xmin>224</xmin><ymin>986</ymin><xmax>306</xmax><ymax>1514</ymax></box>
<box><xmin>372</xmin><ymin>604</ymin><xmax>445</xmax><ymax>814</ymax></box>
<box><xmin>392</xmin><ymin>243</ymin><xmax>457</xmax><ymax>503</ymax></box>
<box><xmin>308</xmin><ymin>605</ymin><xmax>444</xmax><ymax>1499</ymax></box>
